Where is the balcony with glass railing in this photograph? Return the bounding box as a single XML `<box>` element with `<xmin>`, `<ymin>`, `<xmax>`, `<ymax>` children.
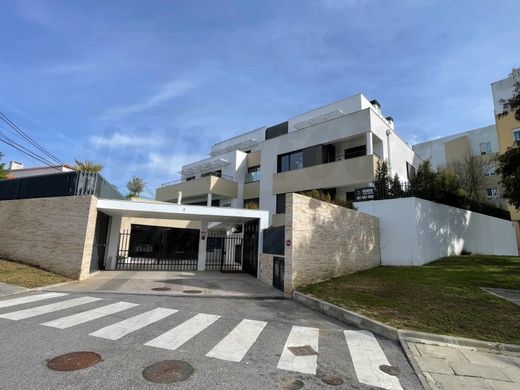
<box><xmin>245</xmin><ymin>170</ymin><xmax>261</xmax><ymax>183</ymax></box>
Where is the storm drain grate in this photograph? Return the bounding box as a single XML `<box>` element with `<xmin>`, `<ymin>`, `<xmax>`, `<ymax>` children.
<box><xmin>182</xmin><ymin>290</ymin><xmax>203</xmax><ymax>294</ymax></box>
<box><xmin>288</xmin><ymin>345</ymin><xmax>318</xmax><ymax>356</ymax></box>
<box><xmin>47</xmin><ymin>352</ymin><xmax>101</xmax><ymax>371</ymax></box>
<box><xmin>379</xmin><ymin>364</ymin><xmax>400</xmax><ymax>376</ymax></box>
<box><xmin>142</xmin><ymin>360</ymin><xmax>194</xmax><ymax>383</ymax></box>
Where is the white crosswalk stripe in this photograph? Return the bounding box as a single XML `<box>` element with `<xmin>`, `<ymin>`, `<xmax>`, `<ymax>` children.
<box><xmin>0</xmin><ymin>297</ymin><xmax>101</xmax><ymax>320</ymax></box>
<box><xmin>344</xmin><ymin>330</ymin><xmax>403</xmax><ymax>390</ymax></box>
<box><xmin>90</xmin><ymin>308</ymin><xmax>178</xmax><ymax>340</ymax></box>
<box><xmin>206</xmin><ymin>319</ymin><xmax>267</xmax><ymax>362</ymax></box>
<box><xmin>0</xmin><ymin>292</ymin><xmax>67</xmax><ymax>309</ymax></box>
<box><xmin>277</xmin><ymin>325</ymin><xmax>320</xmax><ymax>375</ymax></box>
<box><xmin>41</xmin><ymin>302</ymin><xmax>139</xmax><ymax>329</ymax></box>
<box><xmin>145</xmin><ymin>313</ymin><xmax>221</xmax><ymax>351</ymax></box>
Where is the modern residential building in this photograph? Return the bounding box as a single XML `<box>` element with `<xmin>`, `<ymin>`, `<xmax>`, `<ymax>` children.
<box><xmin>412</xmin><ymin>124</ymin><xmax>507</xmax><ymax>209</ymax></box>
<box><xmin>492</xmin><ymin>68</ymin><xmax>520</xmax><ymax>250</ymax></box>
<box><xmin>156</xmin><ymin>94</ymin><xmax>422</xmax><ymax>223</ymax></box>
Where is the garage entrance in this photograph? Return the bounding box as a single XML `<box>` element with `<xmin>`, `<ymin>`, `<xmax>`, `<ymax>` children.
<box><xmin>116</xmin><ymin>225</ymin><xmax>199</xmax><ymax>271</ymax></box>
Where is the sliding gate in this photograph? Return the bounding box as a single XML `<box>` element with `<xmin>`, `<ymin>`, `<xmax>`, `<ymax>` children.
<box><xmin>116</xmin><ymin>225</ymin><xmax>199</xmax><ymax>271</ymax></box>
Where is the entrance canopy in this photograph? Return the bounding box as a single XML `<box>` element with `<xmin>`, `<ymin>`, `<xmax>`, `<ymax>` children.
<box><xmin>96</xmin><ymin>199</ymin><xmax>269</xmax><ymax>229</ymax></box>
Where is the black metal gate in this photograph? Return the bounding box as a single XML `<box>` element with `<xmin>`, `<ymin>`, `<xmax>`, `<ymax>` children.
<box><xmin>273</xmin><ymin>256</ymin><xmax>285</xmax><ymax>291</ymax></box>
<box><xmin>243</xmin><ymin>220</ymin><xmax>259</xmax><ymax>277</ymax></box>
<box><xmin>90</xmin><ymin>212</ymin><xmax>111</xmax><ymax>272</ymax></box>
<box><xmin>116</xmin><ymin>225</ymin><xmax>199</xmax><ymax>271</ymax></box>
<box><xmin>206</xmin><ymin>231</ymin><xmax>243</xmax><ymax>272</ymax></box>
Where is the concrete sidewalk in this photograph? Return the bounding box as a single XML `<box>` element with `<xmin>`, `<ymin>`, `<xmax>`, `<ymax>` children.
<box><xmin>0</xmin><ymin>282</ymin><xmax>27</xmax><ymax>297</ymax></box>
<box><xmin>407</xmin><ymin>338</ymin><xmax>520</xmax><ymax>390</ymax></box>
<box><xmin>50</xmin><ymin>271</ymin><xmax>284</xmax><ymax>298</ymax></box>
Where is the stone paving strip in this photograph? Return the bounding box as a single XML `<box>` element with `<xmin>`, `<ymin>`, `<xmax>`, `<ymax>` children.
<box><xmin>408</xmin><ymin>339</ymin><xmax>520</xmax><ymax>390</ymax></box>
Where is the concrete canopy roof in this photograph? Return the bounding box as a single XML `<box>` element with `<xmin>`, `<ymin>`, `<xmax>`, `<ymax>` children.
<box><xmin>96</xmin><ymin>199</ymin><xmax>270</xmax><ymax>229</ymax></box>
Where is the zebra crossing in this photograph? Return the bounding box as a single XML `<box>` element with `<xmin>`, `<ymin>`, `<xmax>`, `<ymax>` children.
<box><xmin>0</xmin><ymin>292</ymin><xmax>403</xmax><ymax>390</ymax></box>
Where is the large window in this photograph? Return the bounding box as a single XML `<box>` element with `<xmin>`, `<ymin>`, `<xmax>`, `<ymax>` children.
<box><xmin>244</xmin><ymin>198</ymin><xmax>259</xmax><ymax>209</ymax></box>
<box><xmin>479</xmin><ymin>142</ymin><xmax>492</xmax><ymax>155</ymax></box>
<box><xmin>344</xmin><ymin>145</ymin><xmax>367</xmax><ymax>159</ymax></box>
<box><xmin>245</xmin><ymin>166</ymin><xmax>261</xmax><ymax>183</ymax></box>
<box><xmin>277</xmin><ymin>151</ymin><xmax>303</xmax><ymax>173</ymax></box>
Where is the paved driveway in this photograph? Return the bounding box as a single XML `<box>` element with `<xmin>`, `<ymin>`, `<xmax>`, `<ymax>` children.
<box><xmin>54</xmin><ymin>271</ymin><xmax>284</xmax><ymax>298</ymax></box>
<box><xmin>0</xmin><ymin>290</ymin><xmax>422</xmax><ymax>389</ymax></box>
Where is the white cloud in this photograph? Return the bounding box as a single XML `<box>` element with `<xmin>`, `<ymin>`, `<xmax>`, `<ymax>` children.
<box><xmin>101</xmin><ymin>79</ymin><xmax>198</xmax><ymax>119</ymax></box>
<box><xmin>89</xmin><ymin>132</ymin><xmax>161</xmax><ymax>147</ymax></box>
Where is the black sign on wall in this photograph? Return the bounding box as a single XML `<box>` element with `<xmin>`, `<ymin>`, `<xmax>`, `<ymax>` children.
<box><xmin>263</xmin><ymin>226</ymin><xmax>285</xmax><ymax>256</ymax></box>
<box><xmin>354</xmin><ymin>186</ymin><xmax>375</xmax><ymax>202</ymax></box>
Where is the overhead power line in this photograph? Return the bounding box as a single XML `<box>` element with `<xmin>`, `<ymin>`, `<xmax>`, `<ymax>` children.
<box><xmin>0</xmin><ymin>137</ymin><xmax>62</xmax><ymax>171</ymax></box>
<box><xmin>0</xmin><ymin>111</ymin><xmax>63</xmax><ymax>166</ymax></box>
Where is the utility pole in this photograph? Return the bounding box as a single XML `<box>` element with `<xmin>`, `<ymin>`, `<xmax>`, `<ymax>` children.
<box><xmin>0</xmin><ymin>151</ymin><xmax>4</xmax><ymax>162</ymax></box>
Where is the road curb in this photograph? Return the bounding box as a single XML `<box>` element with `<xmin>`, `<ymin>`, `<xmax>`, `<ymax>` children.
<box><xmin>293</xmin><ymin>291</ymin><xmax>520</xmax><ymax>390</ymax></box>
<box><xmin>292</xmin><ymin>291</ymin><xmax>399</xmax><ymax>340</ymax></box>
<box><xmin>0</xmin><ymin>280</ymin><xmax>78</xmax><ymax>298</ymax></box>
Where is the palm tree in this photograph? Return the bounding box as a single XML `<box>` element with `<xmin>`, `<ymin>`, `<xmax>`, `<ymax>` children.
<box><xmin>0</xmin><ymin>162</ymin><xmax>8</xmax><ymax>179</ymax></box>
<box><xmin>74</xmin><ymin>159</ymin><xmax>103</xmax><ymax>173</ymax></box>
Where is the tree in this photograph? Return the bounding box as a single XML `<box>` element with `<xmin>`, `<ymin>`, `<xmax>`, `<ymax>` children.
<box><xmin>446</xmin><ymin>153</ymin><xmax>486</xmax><ymax>201</ymax></box>
<box><xmin>389</xmin><ymin>173</ymin><xmax>402</xmax><ymax>198</ymax></box>
<box><xmin>410</xmin><ymin>160</ymin><xmax>437</xmax><ymax>199</ymax></box>
<box><xmin>126</xmin><ymin>176</ymin><xmax>146</xmax><ymax>198</ymax></box>
<box><xmin>74</xmin><ymin>159</ymin><xmax>103</xmax><ymax>173</ymax></box>
<box><xmin>497</xmin><ymin>78</ymin><xmax>520</xmax><ymax>122</ymax></box>
<box><xmin>0</xmin><ymin>162</ymin><xmax>8</xmax><ymax>179</ymax></box>
<box><xmin>496</xmin><ymin>145</ymin><xmax>520</xmax><ymax>210</ymax></box>
<box><xmin>373</xmin><ymin>160</ymin><xmax>391</xmax><ymax>198</ymax></box>
<box><xmin>435</xmin><ymin>165</ymin><xmax>461</xmax><ymax>195</ymax></box>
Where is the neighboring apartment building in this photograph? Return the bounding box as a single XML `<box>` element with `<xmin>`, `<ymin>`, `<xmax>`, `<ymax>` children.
<box><xmin>492</xmin><ymin>68</ymin><xmax>520</xmax><ymax>250</ymax></box>
<box><xmin>156</xmin><ymin>94</ymin><xmax>421</xmax><ymax>222</ymax></box>
<box><xmin>6</xmin><ymin>161</ymin><xmax>74</xmax><ymax>178</ymax></box>
<box><xmin>412</xmin><ymin>124</ymin><xmax>507</xmax><ymax>209</ymax></box>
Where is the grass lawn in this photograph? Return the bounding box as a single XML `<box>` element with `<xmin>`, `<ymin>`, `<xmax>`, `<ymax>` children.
<box><xmin>0</xmin><ymin>259</ymin><xmax>70</xmax><ymax>288</ymax></box>
<box><xmin>300</xmin><ymin>255</ymin><xmax>520</xmax><ymax>344</ymax></box>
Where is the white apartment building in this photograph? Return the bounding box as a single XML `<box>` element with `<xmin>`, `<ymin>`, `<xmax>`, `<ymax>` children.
<box><xmin>155</xmin><ymin>94</ymin><xmax>421</xmax><ymax>221</ymax></box>
<box><xmin>412</xmin><ymin>125</ymin><xmax>506</xmax><ymax>208</ymax></box>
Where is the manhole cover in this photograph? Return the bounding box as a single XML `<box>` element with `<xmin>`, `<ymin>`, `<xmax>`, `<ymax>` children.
<box><xmin>288</xmin><ymin>345</ymin><xmax>317</xmax><ymax>356</ymax></box>
<box><xmin>379</xmin><ymin>365</ymin><xmax>400</xmax><ymax>376</ymax></box>
<box><xmin>151</xmin><ymin>287</ymin><xmax>171</xmax><ymax>291</ymax></box>
<box><xmin>47</xmin><ymin>352</ymin><xmax>101</xmax><ymax>371</ymax></box>
<box><xmin>143</xmin><ymin>360</ymin><xmax>194</xmax><ymax>383</ymax></box>
<box><xmin>281</xmin><ymin>378</ymin><xmax>304</xmax><ymax>390</ymax></box>
<box><xmin>183</xmin><ymin>290</ymin><xmax>203</xmax><ymax>294</ymax></box>
<box><xmin>322</xmin><ymin>376</ymin><xmax>344</xmax><ymax>386</ymax></box>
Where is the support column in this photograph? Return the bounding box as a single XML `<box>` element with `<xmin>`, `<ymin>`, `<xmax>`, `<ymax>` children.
<box><xmin>105</xmin><ymin>215</ymin><xmax>122</xmax><ymax>271</ymax></box>
<box><xmin>386</xmin><ymin>129</ymin><xmax>392</xmax><ymax>170</ymax></box>
<box><xmin>366</xmin><ymin>132</ymin><xmax>374</xmax><ymax>155</ymax></box>
<box><xmin>197</xmin><ymin>221</ymin><xmax>208</xmax><ymax>271</ymax></box>
<box><xmin>207</xmin><ymin>192</ymin><xmax>213</xmax><ymax>207</ymax></box>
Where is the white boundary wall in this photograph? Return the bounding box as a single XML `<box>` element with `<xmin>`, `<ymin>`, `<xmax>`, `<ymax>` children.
<box><xmin>355</xmin><ymin>197</ymin><xmax>518</xmax><ymax>266</ymax></box>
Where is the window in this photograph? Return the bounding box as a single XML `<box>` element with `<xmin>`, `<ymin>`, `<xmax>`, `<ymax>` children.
<box><xmin>277</xmin><ymin>150</ymin><xmax>303</xmax><ymax>173</ymax></box>
<box><xmin>244</xmin><ymin>198</ymin><xmax>259</xmax><ymax>209</ymax></box>
<box><xmin>484</xmin><ymin>164</ymin><xmax>497</xmax><ymax>176</ymax></box>
<box><xmin>514</xmin><ymin>128</ymin><xmax>520</xmax><ymax>144</ymax></box>
<box><xmin>245</xmin><ymin>166</ymin><xmax>261</xmax><ymax>183</ymax></box>
<box><xmin>185</xmin><ymin>176</ymin><xmax>195</xmax><ymax>181</ymax></box>
<box><xmin>201</xmin><ymin>170</ymin><xmax>221</xmax><ymax>178</ymax></box>
<box><xmin>344</xmin><ymin>145</ymin><xmax>367</xmax><ymax>159</ymax></box>
<box><xmin>486</xmin><ymin>188</ymin><xmax>499</xmax><ymax>199</ymax></box>
<box><xmin>479</xmin><ymin>142</ymin><xmax>492</xmax><ymax>155</ymax></box>
<box><xmin>276</xmin><ymin>193</ymin><xmax>286</xmax><ymax>214</ymax></box>
<box><xmin>407</xmin><ymin>162</ymin><xmax>416</xmax><ymax>180</ymax></box>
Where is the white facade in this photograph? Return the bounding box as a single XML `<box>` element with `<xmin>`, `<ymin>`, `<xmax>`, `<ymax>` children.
<box><xmin>355</xmin><ymin>197</ymin><xmax>518</xmax><ymax>266</ymax></box>
<box><xmin>491</xmin><ymin>68</ymin><xmax>520</xmax><ymax>115</ymax></box>
<box><xmin>412</xmin><ymin>125</ymin><xmax>499</xmax><ymax>168</ymax></box>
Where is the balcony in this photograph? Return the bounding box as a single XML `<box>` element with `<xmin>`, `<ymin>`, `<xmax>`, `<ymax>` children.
<box><xmin>156</xmin><ymin>173</ymin><xmax>238</xmax><ymax>202</ymax></box>
<box><xmin>245</xmin><ymin>170</ymin><xmax>261</xmax><ymax>183</ymax></box>
<box><xmin>272</xmin><ymin>154</ymin><xmax>379</xmax><ymax>194</ymax></box>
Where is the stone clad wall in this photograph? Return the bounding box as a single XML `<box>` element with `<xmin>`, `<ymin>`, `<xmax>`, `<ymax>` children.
<box><xmin>284</xmin><ymin>193</ymin><xmax>380</xmax><ymax>293</ymax></box>
<box><xmin>0</xmin><ymin>196</ymin><xmax>98</xmax><ymax>279</ymax></box>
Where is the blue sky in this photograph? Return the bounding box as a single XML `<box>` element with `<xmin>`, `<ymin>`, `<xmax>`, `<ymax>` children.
<box><xmin>0</xmin><ymin>0</ymin><xmax>519</xmax><ymax>197</ymax></box>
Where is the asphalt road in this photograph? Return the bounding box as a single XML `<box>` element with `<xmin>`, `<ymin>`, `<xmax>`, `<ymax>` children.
<box><xmin>0</xmin><ymin>291</ymin><xmax>422</xmax><ymax>389</ymax></box>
